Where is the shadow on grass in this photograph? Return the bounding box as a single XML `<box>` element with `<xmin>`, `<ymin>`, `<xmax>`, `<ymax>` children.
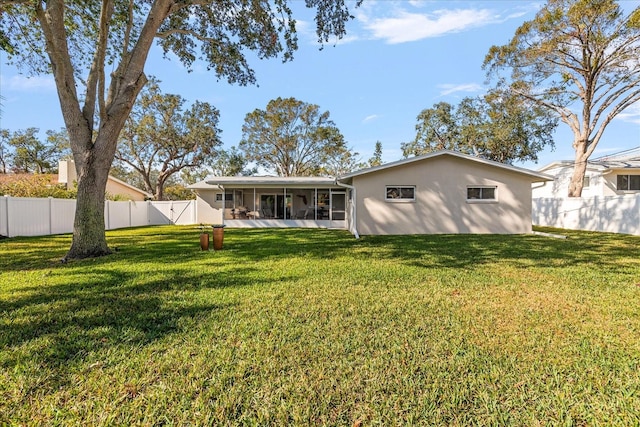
<box><xmin>2</xmin><ymin>226</ymin><xmax>639</xmax><ymax>398</ymax></box>
<box><xmin>3</xmin><ymin>225</ymin><xmax>638</xmax><ymax>273</ymax></box>
<box><xmin>0</xmin><ymin>227</ymin><xmax>357</xmax><ymax>272</ymax></box>
<box><xmin>0</xmin><ymin>259</ymin><xmax>300</xmax><ymax>395</ymax></box>
<box><xmin>353</xmin><ymin>228</ymin><xmax>640</xmax><ymax>273</ymax></box>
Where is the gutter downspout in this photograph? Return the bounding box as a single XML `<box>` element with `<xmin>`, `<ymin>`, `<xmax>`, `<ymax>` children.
<box><xmin>217</xmin><ymin>184</ymin><xmax>225</xmax><ymax>226</ymax></box>
<box><xmin>532</xmin><ymin>181</ymin><xmax>547</xmax><ymax>190</ymax></box>
<box><xmin>335</xmin><ymin>179</ymin><xmax>359</xmax><ymax>239</ymax></box>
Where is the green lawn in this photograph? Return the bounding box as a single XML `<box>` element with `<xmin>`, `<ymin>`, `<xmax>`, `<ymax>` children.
<box><xmin>1</xmin><ymin>226</ymin><xmax>639</xmax><ymax>425</ymax></box>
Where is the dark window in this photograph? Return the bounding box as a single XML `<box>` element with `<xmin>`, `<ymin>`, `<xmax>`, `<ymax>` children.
<box><xmin>215</xmin><ymin>193</ymin><xmax>234</xmax><ymax>201</ymax></box>
<box><xmin>617</xmin><ymin>175</ymin><xmax>640</xmax><ymax>191</ymax></box>
<box><xmin>467</xmin><ymin>186</ymin><xmax>497</xmax><ymax>201</ymax></box>
<box><xmin>385</xmin><ymin>186</ymin><xmax>415</xmax><ymax>201</ymax></box>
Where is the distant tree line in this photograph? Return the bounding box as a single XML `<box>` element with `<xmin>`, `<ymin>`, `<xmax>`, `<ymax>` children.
<box><xmin>0</xmin><ymin>127</ymin><xmax>70</xmax><ymax>174</ymax></box>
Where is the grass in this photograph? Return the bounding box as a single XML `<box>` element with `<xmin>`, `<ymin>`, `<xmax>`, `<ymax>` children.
<box><xmin>1</xmin><ymin>226</ymin><xmax>640</xmax><ymax>425</ymax></box>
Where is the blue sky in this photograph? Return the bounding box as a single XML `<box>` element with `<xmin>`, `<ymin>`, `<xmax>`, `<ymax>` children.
<box><xmin>1</xmin><ymin>0</ymin><xmax>639</xmax><ymax>171</ymax></box>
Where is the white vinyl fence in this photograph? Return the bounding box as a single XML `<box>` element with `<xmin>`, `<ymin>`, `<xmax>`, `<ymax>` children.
<box><xmin>533</xmin><ymin>195</ymin><xmax>640</xmax><ymax>236</ymax></box>
<box><xmin>0</xmin><ymin>196</ymin><xmax>196</xmax><ymax>238</ymax></box>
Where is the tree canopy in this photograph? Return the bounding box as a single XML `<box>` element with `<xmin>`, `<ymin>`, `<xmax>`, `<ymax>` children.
<box><xmin>402</xmin><ymin>90</ymin><xmax>558</xmax><ymax>164</ymax></box>
<box><xmin>0</xmin><ymin>0</ymin><xmax>359</xmax><ymax>259</ymax></box>
<box><xmin>239</xmin><ymin>97</ymin><xmax>350</xmax><ymax>177</ymax></box>
<box><xmin>484</xmin><ymin>0</ymin><xmax>640</xmax><ymax>196</ymax></box>
<box><xmin>209</xmin><ymin>146</ymin><xmax>257</xmax><ymax>177</ymax></box>
<box><xmin>368</xmin><ymin>141</ymin><xmax>383</xmax><ymax>167</ymax></box>
<box><xmin>114</xmin><ymin>81</ymin><xmax>221</xmax><ymax>201</ymax></box>
<box><xmin>0</xmin><ymin>127</ymin><xmax>70</xmax><ymax>173</ymax></box>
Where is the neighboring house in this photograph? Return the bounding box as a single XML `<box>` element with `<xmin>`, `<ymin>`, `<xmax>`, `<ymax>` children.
<box><xmin>189</xmin><ymin>150</ymin><xmax>551</xmax><ymax>236</ymax></box>
<box><xmin>532</xmin><ymin>147</ymin><xmax>640</xmax><ymax>198</ymax></box>
<box><xmin>58</xmin><ymin>160</ymin><xmax>152</xmax><ymax>201</ymax></box>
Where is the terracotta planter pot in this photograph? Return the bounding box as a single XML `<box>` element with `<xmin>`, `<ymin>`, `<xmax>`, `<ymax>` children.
<box><xmin>212</xmin><ymin>227</ymin><xmax>224</xmax><ymax>250</ymax></box>
<box><xmin>199</xmin><ymin>233</ymin><xmax>210</xmax><ymax>251</ymax></box>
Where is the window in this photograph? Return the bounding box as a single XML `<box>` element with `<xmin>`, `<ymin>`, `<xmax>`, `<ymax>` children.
<box><xmin>385</xmin><ymin>186</ymin><xmax>415</xmax><ymax>202</ymax></box>
<box><xmin>583</xmin><ymin>176</ymin><xmax>590</xmax><ymax>189</ymax></box>
<box><xmin>467</xmin><ymin>186</ymin><xmax>497</xmax><ymax>202</ymax></box>
<box><xmin>617</xmin><ymin>174</ymin><xmax>640</xmax><ymax>191</ymax></box>
<box><xmin>215</xmin><ymin>193</ymin><xmax>234</xmax><ymax>202</ymax></box>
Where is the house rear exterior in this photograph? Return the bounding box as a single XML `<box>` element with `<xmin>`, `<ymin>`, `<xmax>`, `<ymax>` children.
<box><xmin>341</xmin><ymin>151</ymin><xmax>550</xmax><ymax>235</ymax></box>
<box><xmin>190</xmin><ymin>150</ymin><xmax>551</xmax><ymax>236</ymax></box>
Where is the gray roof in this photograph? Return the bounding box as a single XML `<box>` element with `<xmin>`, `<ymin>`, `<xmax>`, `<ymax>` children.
<box><xmin>593</xmin><ymin>147</ymin><xmax>640</xmax><ymax>162</ymax></box>
<box><xmin>188</xmin><ymin>175</ymin><xmax>338</xmax><ymax>189</ymax></box>
<box><xmin>339</xmin><ymin>150</ymin><xmax>552</xmax><ymax>182</ymax></box>
<box><xmin>189</xmin><ymin>150</ymin><xmax>552</xmax><ymax>190</ymax></box>
<box><xmin>539</xmin><ymin>147</ymin><xmax>640</xmax><ymax>172</ymax></box>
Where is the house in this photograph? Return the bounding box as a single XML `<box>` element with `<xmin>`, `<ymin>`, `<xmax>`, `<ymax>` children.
<box><xmin>532</xmin><ymin>147</ymin><xmax>640</xmax><ymax>198</ymax></box>
<box><xmin>189</xmin><ymin>150</ymin><xmax>552</xmax><ymax>236</ymax></box>
<box><xmin>58</xmin><ymin>160</ymin><xmax>152</xmax><ymax>201</ymax></box>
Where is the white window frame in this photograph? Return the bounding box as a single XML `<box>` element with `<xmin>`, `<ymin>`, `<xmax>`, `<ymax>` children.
<box><xmin>385</xmin><ymin>186</ymin><xmax>416</xmax><ymax>202</ymax></box>
<box><xmin>466</xmin><ymin>186</ymin><xmax>498</xmax><ymax>203</ymax></box>
<box><xmin>215</xmin><ymin>193</ymin><xmax>233</xmax><ymax>202</ymax></box>
<box><xmin>617</xmin><ymin>174</ymin><xmax>640</xmax><ymax>191</ymax></box>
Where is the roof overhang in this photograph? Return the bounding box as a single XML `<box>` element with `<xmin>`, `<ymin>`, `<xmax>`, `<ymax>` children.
<box><xmin>188</xmin><ymin>176</ymin><xmax>339</xmax><ymax>190</ymax></box>
<box><xmin>339</xmin><ymin>150</ymin><xmax>553</xmax><ymax>182</ymax></box>
<box><xmin>538</xmin><ymin>160</ymin><xmax>640</xmax><ymax>174</ymax></box>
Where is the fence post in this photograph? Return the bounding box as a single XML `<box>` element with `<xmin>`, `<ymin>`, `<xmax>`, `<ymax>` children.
<box><xmin>2</xmin><ymin>196</ymin><xmax>9</xmax><ymax>237</ymax></box>
<box><xmin>637</xmin><ymin>194</ymin><xmax>640</xmax><ymax>235</ymax></box>
<box><xmin>129</xmin><ymin>200</ymin><xmax>132</xmax><ymax>228</ymax></box>
<box><xmin>48</xmin><ymin>197</ymin><xmax>53</xmax><ymax>235</ymax></box>
<box><xmin>105</xmin><ymin>200</ymin><xmax>110</xmax><ymax>230</ymax></box>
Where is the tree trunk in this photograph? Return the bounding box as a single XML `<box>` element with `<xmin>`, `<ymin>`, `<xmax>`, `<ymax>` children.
<box><xmin>567</xmin><ymin>159</ymin><xmax>587</xmax><ymax>197</ymax></box>
<box><xmin>568</xmin><ymin>140</ymin><xmax>589</xmax><ymax>197</ymax></box>
<box><xmin>65</xmin><ymin>150</ymin><xmax>112</xmax><ymax>259</ymax></box>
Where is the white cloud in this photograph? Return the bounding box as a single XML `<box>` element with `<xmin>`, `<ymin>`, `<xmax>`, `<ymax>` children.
<box><xmin>617</xmin><ymin>102</ymin><xmax>640</xmax><ymax>124</ymax></box>
<box><xmin>296</xmin><ymin>17</ymin><xmax>362</xmax><ymax>46</ymax></box>
<box><xmin>363</xmin><ymin>114</ymin><xmax>380</xmax><ymax>123</ymax></box>
<box><xmin>437</xmin><ymin>83</ymin><xmax>483</xmax><ymax>96</ymax></box>
<box><xmin>1</xmin><ymin>74</ymin><xmax>56</xmax><ymax>92</ymax></box>
<box><xmin>407</xmin><ymin>0</ymin><xmax>428</xmax><ymax>8</ymax></box>
<box><xmin>362</xmin><ymin>8</ymin><xmax>498</xmax><ymax>44</ymax></box>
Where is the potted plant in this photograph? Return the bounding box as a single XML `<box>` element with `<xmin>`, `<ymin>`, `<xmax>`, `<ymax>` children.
<box><xmin>212</xmin><ymin>224</ymin><xmax>226</xmax><ymax>250</ymax></box>
<box><xmin>198</xmin><ymin>224</ymin><xmax>210</xmax><ymax>251</ymax></box>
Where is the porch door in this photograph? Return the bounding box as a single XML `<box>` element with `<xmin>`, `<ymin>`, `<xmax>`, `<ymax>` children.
<box><xmin>331</xmin><ymin>192</ymin><xmax>346</xmax><ymax>220</ymax></box>
<box><xmin>260</xmin><ymin>194</ymin><xmax>286</xmax><ymax>218</ymax></box>
<box><xmin>260</xmin><ymin>195</ymin><xmax>275</xmax><ymax>218</ymax></box>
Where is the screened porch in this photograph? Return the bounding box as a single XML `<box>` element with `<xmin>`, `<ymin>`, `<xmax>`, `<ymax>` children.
<box><xmin>217</xmin><ymin>187</ymin><xmax>348</xmax><ymax>228</ymax></box>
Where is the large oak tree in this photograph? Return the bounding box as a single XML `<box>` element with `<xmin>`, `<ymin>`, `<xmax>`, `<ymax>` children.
<box><xmin>1</xmin><ymin>127</ymin><xmax>70</xmax><ymax>173</ymax></box>
<box><xmin>401</xmin><ymin>90</ymin><xmax>558</xmax><ymax>164</ymax></box>
<box><xmin>239</xmin><ymin>97</ymin><xmax>350</xmax><ymax>176</ymax></box>
<box><xmin>114</xmin><ymin>81</ymin><xmax>221</xmax><ymax>201</ymax></box>
<box><xmin>1</xmin><ymin>0</ymin><xmax>359</xmax><ymax>259</ymax></box>
<box><xmin>484</xmin><ymin>0</ymin><xmax>640</xmax><ymax>196</ymax></box>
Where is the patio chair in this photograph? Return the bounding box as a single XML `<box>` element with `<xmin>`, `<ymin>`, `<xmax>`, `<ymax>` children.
<box><xmin>296</xmin><ymin>209</ymin><xmax>306</xmax><ymax>219</ymax></box>
<box><xmin>262</xmin><ymin>207</ymin><xmax>274</xmax><ymax>219</ymax></box>
<box><xmin>304</xmin><ymin>208</ymin><xmax>315</xmax><ymax>219</ymax></box>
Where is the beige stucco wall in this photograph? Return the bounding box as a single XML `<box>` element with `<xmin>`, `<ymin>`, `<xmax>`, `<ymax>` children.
<box><xmin>195</xmin><ymin>193</ymin><xmax>224</xmax><ymax>224</ymax></box>
<box><xmin>105</xmin><ymin>179</ymin><xmax>147</xmax><ymax>201</ymax></box>
<box><xmin>352</xmin><ymin>155</ymin><xmax>536</xmax><ymax>235</ymax></box>
<box><xmin>59</xmin><ymin>160</ymin><xmax>148</xmax><ymax>201</ymax></box>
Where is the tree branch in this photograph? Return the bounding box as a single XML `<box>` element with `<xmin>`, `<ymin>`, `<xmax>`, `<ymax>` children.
<box><xmin>83</xmin><ymin>0</ymin><xmax>114</xmax><ymax>132</ymax></box>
